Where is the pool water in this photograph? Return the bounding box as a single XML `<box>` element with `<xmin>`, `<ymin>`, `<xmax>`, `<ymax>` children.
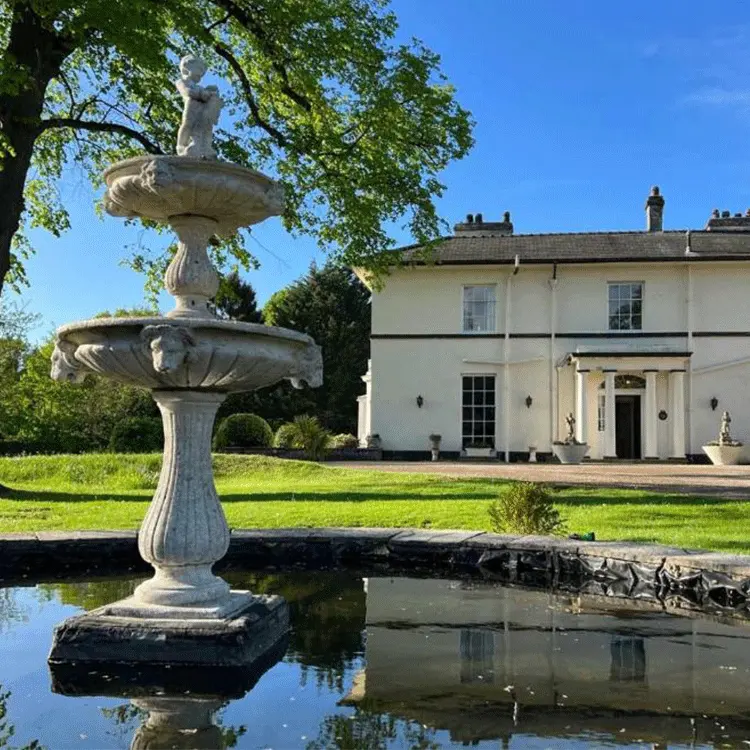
<box><xmin>2</xmin><ymin>571</ymin><xmax>750</xmax><ymax>749</ymax></box>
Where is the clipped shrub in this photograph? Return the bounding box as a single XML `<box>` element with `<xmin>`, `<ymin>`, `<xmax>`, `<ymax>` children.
<box><xmin>279</xmin><ymin>415</ymin><xmax>333</xmax><ymax>461</ymax></box>
<box><xmin>213</xmin><ymin>413</ymin><xmax>273</xmax><ymax>450</ymax></box>
<box><xmin>488</xmin><ymin>482</ymin><xmax>565</xmax><ymax>536</ymax></box>
<box><xmin>331</xmin><ymin>433</ymin><xmax>359</xmax><ymax>450</ymax></box>
<box><xmin>273</xmin><ymin>422</ymin><xmax>298</xmax><ymax>449</ymax></box>
<box><xmin>109</xmin><ymin>417</ymin><xmax>163</xmax><ymax>454</ymax></box>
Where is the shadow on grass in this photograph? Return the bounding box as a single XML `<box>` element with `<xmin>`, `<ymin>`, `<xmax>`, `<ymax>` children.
<box><xmin>0</xmin><ymin>489</ymin><xmax>493</xmax><ymax>504</ymax></box>
<box><xmin>557</xmin><ymin>491</ymin><xmax>748</xmax><ymax>506</ymax></box>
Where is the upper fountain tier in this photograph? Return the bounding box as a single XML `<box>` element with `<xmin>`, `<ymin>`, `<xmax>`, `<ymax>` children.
<box><xmin>103</xmin><ymin>156</ymin><xmax>285</xmax><ymax>236</ymax></box>
<box><xmin>51</xmin><ymin>54</ymin><xmax>322</xmax><ymax>392</ymax></box>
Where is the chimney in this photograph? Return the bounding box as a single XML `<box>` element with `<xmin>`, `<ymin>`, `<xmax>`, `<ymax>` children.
<box><xmin>454</xmin><ymin>211</ymin><xmax>514</xmax><ymax>237</ymax></box>
<box><xmin>706</xmin><ymin>208</ymin><xmax>750</xmax><ymax>232</ymax></box>
<box><xmin>645</xmin><ymin>186</ymin><xmax>665</xmax><ymax>232</ymax></box>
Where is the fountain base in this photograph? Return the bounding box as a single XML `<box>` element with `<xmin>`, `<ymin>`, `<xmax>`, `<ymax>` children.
<box><xmin>48</xmin><ymin>592</ymin><xmax>289</xmax><ymax>667</ymax></box>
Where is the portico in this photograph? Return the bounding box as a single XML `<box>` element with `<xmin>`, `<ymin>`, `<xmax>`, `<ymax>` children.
<box><xmin>569</xmin><ymin>352</ymin><xmax>690</xmax><ymax>461</ymax></box>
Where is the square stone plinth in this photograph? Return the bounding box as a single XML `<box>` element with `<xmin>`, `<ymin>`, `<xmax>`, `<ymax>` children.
<box><xmin>48</xmin><ymin>593</ymin><xmax>288</xmax><ymax>667</ymax></box>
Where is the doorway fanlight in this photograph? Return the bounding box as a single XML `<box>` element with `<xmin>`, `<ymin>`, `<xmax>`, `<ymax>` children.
<box><xmin>598</xmin><ymin>375</ymin><xmax>646</xmax><ymax>390</ymax></box>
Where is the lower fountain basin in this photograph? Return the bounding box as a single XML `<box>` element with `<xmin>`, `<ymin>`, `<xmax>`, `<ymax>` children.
<box><xmin>52</xmin><ymin>316</ymin><xmax>322</xmax><ymax>392</ymax></box>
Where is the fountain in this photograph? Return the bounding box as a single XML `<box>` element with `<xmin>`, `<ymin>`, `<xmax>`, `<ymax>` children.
<box><xmin>47</xmin><ymin>54</ymin><xmax>322</xmax><ymax>666</ymax></box>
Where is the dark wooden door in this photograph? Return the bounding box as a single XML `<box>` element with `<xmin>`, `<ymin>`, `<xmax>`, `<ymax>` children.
<box><xmin>615</xmin><ymin>395</ymin><xmax>641</xmax><ymax>459</ymax></box>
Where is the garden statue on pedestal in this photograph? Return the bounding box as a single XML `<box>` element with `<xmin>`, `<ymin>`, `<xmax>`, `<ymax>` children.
<box><xmin>552</xmin><ymin>412</ymin><xmax>589</xmax><ymax>464</ymax></box>
<box><xmin>703</xmin><ymin>410</ymin><xmax>745</xmax><ymax>465</ymax></box>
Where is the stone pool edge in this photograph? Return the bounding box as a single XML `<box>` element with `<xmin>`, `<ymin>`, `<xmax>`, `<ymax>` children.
<box><xmin>1</xmin><ymin>528</ymin><xmax>748</xmax><ymax>619</ymax></box>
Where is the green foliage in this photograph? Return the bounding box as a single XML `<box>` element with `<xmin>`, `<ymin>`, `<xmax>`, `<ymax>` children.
<box><xmin>1</xmin><ymin>339</ymin><xmax>158</xmax><ymax>454</ymax></box>
<box><xmin>488</xmin><ymin>482</ymin><xmax>565</xmax><ymax>536</ymax></box>
<box><xmin>331</xmin><ymin>433</ymin><xmax>359</xmax><ymax>449</ymax></box>
<box><xmin>280</xmin><ymin>415</ymin><xmax>334</xmax><ymax>461</ymax></box>
<box><xmin>211</xmin><ymin>270</ymin><xmax>263</xmax><ymax>323</ymax></box>
<box><xmin>273</xmin><ymin>422</ymin><xmax>298</xmax><ymax>449</ymax></box>
<box><xmin>213</xmin><ymin>413</ymin><xmax>273</xmax><ymax>450</ymax></box>
<box><xmin>109</xmin><ymin>417</ymin><xmax>163</xmax><ymax>453</ymax></box>
<box><xmin>1</xmin><ymin>0</ymin><xmax>474</xmax><ymax>296</ymax></box>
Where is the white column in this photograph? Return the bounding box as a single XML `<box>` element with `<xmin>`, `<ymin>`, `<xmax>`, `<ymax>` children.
<box><xmin>604</xmin><ymin>370</ymin><xmax>617</xmax><ymax>458</ymax></box>
<box><xmin>575</xmin><ymin>370</ymin><xmax>589</xmax><ymax>444</ymax></box>
<box><xmin>670</xmin><ymin>370</ymin><xmax>686</xmax><ymax>458</ymax></box>
<box><xmin>644</xmin><ymin>370</ymin><xmax>658</xmax><ymax>458</ymax></box>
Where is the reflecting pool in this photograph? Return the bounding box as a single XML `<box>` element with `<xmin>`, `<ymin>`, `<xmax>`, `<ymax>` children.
<box><xmin>2</xmin><ymin>571</ymin><xmax>750</xmax><ymax>748</ymax></box>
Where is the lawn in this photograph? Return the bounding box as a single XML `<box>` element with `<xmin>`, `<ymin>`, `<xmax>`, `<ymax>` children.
<box><xmin>0</xmin><ymin>453</ymin><xmax>748</xmax><ymax>553</ymax></box>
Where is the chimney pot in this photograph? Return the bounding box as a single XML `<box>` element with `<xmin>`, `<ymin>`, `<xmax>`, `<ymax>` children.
<box><xmin>475</xmin><ymin>212</ymin><xmax>483</xmax><ymax>224</ymax></box>
<box><xmin>503</xmin><ymin>211</ymin><xmax>511</xmax><ymax>222</ymax></box>
<box><xmin>722</xmin><ymin>210</ymin><xmax>731</xmax><ymax>218</ymax></box>
<box><xmin>645</xmin><ymin>186</ymin><xmax>665</xmax><ymax>232</ymax></box>
<box><xmin>712</xmin><ymin>209</ymin><xmax>720</xmax><ymax>218</ymax></box>
<box><xmin>466</xmin><ymin>213</ymin><xmax>474</xmax><ymax>224</ymax></box>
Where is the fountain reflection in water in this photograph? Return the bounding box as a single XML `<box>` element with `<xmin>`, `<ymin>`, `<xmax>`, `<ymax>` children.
<box><xmin>47</xmin><ymin>53</ymin><xmax>322</xmax><ymax>666</ymax></box>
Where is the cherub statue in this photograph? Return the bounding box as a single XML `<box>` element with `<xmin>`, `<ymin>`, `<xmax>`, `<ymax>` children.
<box><xmin>719</xmin><ymin>410</ymin><xmax>732</xmax><ymax>446</ymax></box>
<box><xmin>565</xmin><ymin>412</ymin><xmax>576</xmax><ymax>443</ymax></box>
<box><xmin>175</xmin><ymin>54</ymin><xmax>223</xmax><ymax>159</ymax></box>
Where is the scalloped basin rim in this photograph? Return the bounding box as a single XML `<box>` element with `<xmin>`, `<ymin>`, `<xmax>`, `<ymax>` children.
<box><xmin>56</xmin><ymin>317</ymin><xmax>314</xmax><ymax>346</ymax></box>
<box><xmin>103</xmin><ymin>155</ymin><xmax>277</xmax><ymax>188</ymax></box>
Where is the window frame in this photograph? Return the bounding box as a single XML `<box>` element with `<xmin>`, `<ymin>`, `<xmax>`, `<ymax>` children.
<box><xmin>461</xmin><ymin>374</ymin><xmax>496</xmax><ymax>449</ymax></box>
<box><xmin>607</xmin><ymin>281</ymin><xmax>644</xmax><ymax>332</ymax></box>
<box><xmin>462</xmin><ymin>284</ymin><xmax>497</xmax><ymax>334</ymax></box>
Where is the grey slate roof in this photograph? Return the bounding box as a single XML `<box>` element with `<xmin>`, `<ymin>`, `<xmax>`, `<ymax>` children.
<box><xmin>399</xmin><ymin>230</ymin><xmax>750</xmax><ymax>265</ymax></box>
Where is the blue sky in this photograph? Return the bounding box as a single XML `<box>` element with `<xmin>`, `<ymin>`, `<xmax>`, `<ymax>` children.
<box><xmin>14</xmin><ymin>0</ymin><xmax>750</xmax><ymax>340</ymax></box>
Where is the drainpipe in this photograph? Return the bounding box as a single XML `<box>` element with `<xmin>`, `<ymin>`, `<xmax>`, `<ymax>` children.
<box><xmin>548</xmin><ymin>264</ymin><xmax>558</xmax><ymax>447</ymax></box>
<box><xmin>503</xmin><ymin>255</ymin><xmax>520</xmax><ymax>462</ymax></box>
<box><xmin>686</xmin><ymin>261</ymin><xmax>694</xmax><ymax>456</ymax></box>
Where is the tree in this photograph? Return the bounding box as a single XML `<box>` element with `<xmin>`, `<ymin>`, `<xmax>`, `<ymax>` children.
<box><xmin>218</xmin><ymin>262</ymin><xmax>369</xmax><ymax>431</ymax></box>
<box><xmin>212</xmin><ymin>270</ymin><xmax>263</xmax><ymax>323</ymax></box>
<box><xmin>264</xmin><ymin>263</ymin><xmax>371</xmax><ymax>433</ymax></box>
<box><xmin>0</xmin><ymin>0</ymin><xmax>474</xmax><ymax>297</ymax></box>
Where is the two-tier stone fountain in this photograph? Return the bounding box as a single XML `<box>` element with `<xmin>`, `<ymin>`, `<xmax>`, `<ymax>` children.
<box><xmin>47</xmin><ymin>54</ymin><xmax>322</xmax><ymax>666</ymax></box>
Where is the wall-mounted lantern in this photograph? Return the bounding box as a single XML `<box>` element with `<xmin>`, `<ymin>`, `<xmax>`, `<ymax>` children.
<box><xmin>416</xmin><ymin>394</ymin><xmax>424</xmax><ymax>408</ymax></box>
<box><xmin>525</xmin><ymin>395</ymin><xmax>533</xmax><ymax>408</ymax></box>
<box><xmin>710</xmin><ymin>397</ymin><xmax>719</xmax><ymax>411</ymax></box>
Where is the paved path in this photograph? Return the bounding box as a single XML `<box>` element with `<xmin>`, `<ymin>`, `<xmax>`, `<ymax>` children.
<box><xmin>335</xmin><ymin>461</ymin><xmax>750</xmax><ymax>499</ymax></box>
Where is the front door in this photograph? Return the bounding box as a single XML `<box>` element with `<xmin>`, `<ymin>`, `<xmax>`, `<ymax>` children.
<box><xmin>615</xmin><ymin>395</ymin><xmax>641</xmax><ymax>459</ymax></box>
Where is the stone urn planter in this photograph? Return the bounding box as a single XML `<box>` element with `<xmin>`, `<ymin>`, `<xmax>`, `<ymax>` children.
<box><xmin>703</xmin><ymin>444</ymin><xmax>744</xmax><ymax>466</ymax></box>
<box><xmin>429</xmin><ymin>434</ymin><xmax>441</xmax><ymax>462</ymax></box>
<box><xmin>464</xmin><ymin>443</ymin><xmax>494</xmax><ymax>459</ymax></box>
<box><xmin>552</xmin><ymin>441</ymin><xmax>589</xmax><ymax>464</ymax></box>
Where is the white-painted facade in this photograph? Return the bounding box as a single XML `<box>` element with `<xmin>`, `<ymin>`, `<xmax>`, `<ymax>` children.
<box><xmin>356</xmin><ymin>204</ymin><xmax>750</xmax><ymax>460</ymax></box>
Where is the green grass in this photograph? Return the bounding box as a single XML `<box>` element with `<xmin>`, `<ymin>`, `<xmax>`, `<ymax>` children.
<box><xmin>0</xmin><ymin>453</ymin><xmax>748</xmax><ymax>553</ymax></box>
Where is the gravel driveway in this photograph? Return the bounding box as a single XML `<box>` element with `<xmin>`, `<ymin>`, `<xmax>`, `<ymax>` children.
<box><xmin>334</xmin><ymin>461</ymin><xmax>750</xmax><ymax>499</ymax></box>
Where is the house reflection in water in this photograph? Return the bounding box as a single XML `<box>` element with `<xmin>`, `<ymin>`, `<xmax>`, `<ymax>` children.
<box><xmin>344</xmin><ymin>577</ymin><xmax>750</xmax><ymax>746</ymax></box>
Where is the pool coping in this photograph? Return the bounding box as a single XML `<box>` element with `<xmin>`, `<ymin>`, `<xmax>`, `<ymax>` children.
<box><xmin>1</xmin><ymin>528</ymin><xmax>749</xmax><ymax>620</ymax></box>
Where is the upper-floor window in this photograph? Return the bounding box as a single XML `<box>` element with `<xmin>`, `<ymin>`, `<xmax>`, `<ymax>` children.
<box><xmin>608</xmin><ymin>282</ymin><xmax>643</xmax><ymax>331</ymax></box>
<box><xmin>463</xmin><ymin>285</ymin><xmax>496</xmax><ymax>332</ymax></box>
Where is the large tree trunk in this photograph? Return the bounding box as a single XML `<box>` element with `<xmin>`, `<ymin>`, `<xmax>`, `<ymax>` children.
<box><xmin>0</xmin><ymin>4</ymin><xmax>76</xmax><ymax>295</ymax></box>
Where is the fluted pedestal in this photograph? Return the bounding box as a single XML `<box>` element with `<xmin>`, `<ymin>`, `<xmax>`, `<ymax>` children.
<box><xmin>48</xmin><ymin>388</ymin><xmax>289</xmax><ymax>665</ymax></box>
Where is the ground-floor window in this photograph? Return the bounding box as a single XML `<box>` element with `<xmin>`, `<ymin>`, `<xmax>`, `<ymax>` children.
<box><xmin>462</xmin><ymin>375</ymin><xmax>496</xmax><ymax>448</ymax></box>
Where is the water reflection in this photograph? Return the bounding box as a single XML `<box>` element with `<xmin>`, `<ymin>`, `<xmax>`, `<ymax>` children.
<box><xmin>351</xmin><ymin>577</ymin><xmax>750</xmax><ymax>746</ymax></box>
<box><xmin>50</xmin><ymin>644</ymin><xmax>286</xmax><ymax>750</ymax></box>
<box><xmin>2</xmin><ymin>571</ymin><xmax>750</xmax><ymax>747</ymax></box>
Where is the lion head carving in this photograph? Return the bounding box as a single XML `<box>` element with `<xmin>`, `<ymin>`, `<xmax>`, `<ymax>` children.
<box><xmin>140</xmin><ymin>325</ymin><xmax>195</xmax><ymax>374</ymax></box>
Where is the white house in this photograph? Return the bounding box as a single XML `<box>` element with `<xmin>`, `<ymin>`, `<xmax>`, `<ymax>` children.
<box><xmin>356</xmin><ymin>188</ymin><xmax>750</xmax><ymax>461</ymax></box>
